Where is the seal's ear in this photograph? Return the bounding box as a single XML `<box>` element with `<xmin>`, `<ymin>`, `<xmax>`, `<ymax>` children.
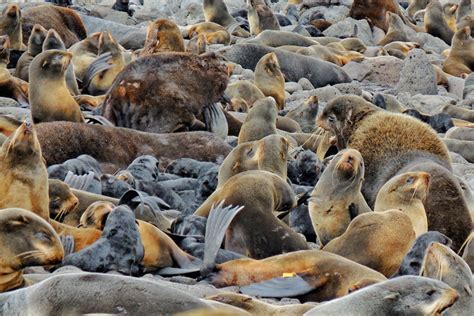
<box><xmin>6</xmin><ymin>214</ymin><xmax>30</xmax><ymax>227</ymax></box>
<box><xmin>383</xmin><ymin>293</ymin><xmax>401</xmax><ymax>301</ymax></box>
<box><xmin>348</xmin><ymin>278</ymin><xmax>380</xmax><ymax>293</ymax></box>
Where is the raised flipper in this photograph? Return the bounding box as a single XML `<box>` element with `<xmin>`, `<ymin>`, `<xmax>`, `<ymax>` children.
<box><xmin>84</xmin><ymin>115</ymin><xmax>114</xmax><ymax>126</ymax></box>
<box><xmin>82</xmin><ymin>52</ymin><xmax>113</xmax><ymax>90</ymax></box>
<box><xmin>204</xmin><ymin>103</ymin><xmax>228</xmax><ymax>140</ymax></box>
<box><xmin>240</xmin><ymin>274</ymin><xmax>321</xmax><ymax>298</ymax></box>
<box><xmin>201</xmin><ymin>201</ymin><xmax>243</xmax><ymax>276</ymax></box>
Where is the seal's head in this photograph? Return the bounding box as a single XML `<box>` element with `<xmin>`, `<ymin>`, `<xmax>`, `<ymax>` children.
<box><xmin>0</xmin><ymin>208</ymin><xmax>64</xmax><ymax>273</ymax></box>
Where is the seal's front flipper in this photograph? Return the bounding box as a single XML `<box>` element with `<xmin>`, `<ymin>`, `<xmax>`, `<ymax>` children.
<box><xmin>64</xmin><ymin>171</ymin><xmax>100</xmax><ymax>193</ymax></box>
<box><xmin>240</xmin><ymin>274</ymin><xmax>327</xmax><ymax>298</ymax></box>
<box><xmin>60</xmin><ymin>234</ymin><xmax>75</xmax><ymax>256</ymax></box>
<box><xmin>204</xmin><ymin>103</ymin><xmax>228</xmax><ymax>140</ymax></box>
<box><xmin>83</xmin><ymin>52</ymin><xmax>113</xmax><ymax>90</ymax></box>
<box><xmin>201</xmin><ymin>201</ymin><xmax>243</xmax><ymax>276</ymax></box>
<box><xmin>156</xmin><ymin>267</ymin><xmax>201</xmax><ymax>277</ymax></box>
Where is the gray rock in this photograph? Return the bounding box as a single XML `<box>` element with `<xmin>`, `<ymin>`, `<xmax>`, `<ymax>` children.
<box><xmin>397</xmin><ymin>93</ymin><xmax>459</xmax><ymax>114</ymax></box>
<box><xmin>298</xmin><ymin>78</ymin><xmax>315</xmax><ymax>90</ymax></box>
<box><xmin>89</xmin><ymin>5</ymin><xmax>136</xmax><ymax>25</ymax></box>
<box><xmin>285</xmin><ymin>82</ymin><xmax>303</xmax><ymax>94</ymax></box>
<box><xmin>334</xmin><ymin>82</ymin><xmax>363</xmax><ymax>95</ymax></box>
<box><xmin>323</xmin><ymin>17</ymin><xmax>374</xmax><ymax>45</ymax></box>
<box><xmin>286</xmin><ymin>86</ymin><xmax>341</xmax><ymax>104</ymax></box>
<box><xmin>343</xmin><ymin>56</ymin><xmax>404</xmax><ymax>86</ymax></box>
<box><xmin>413</xmin><ymin>32</ymin><xmax>450</xmax><ymax>54</ymax></box>
<box><xmin>397</xmin><ymin>49</ymin><xmax>438</xmax><ymax>96</ymax></box>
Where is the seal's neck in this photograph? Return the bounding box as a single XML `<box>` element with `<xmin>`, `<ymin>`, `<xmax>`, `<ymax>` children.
<box><xmin>0</xmin><ymin>271</ymin><xmax>24</xmax><ymax>293</ymax></box>
<box><xmin>343</xmin><ymin>107</ymin><xmax>378</xmax><ymax>145</ymax></box>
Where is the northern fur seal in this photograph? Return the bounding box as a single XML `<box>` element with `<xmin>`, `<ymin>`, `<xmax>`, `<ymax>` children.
<box><xmin>317</xmin><ymin>95</ymin><xmax>472</xmax><ymax>250</ymax></box>
<box><xmin>237</xmin><ymin>97</ymin><xmax>277</xmax><ymax>144</ymax></box>
<box><xmin>0</xmin><ymin>208</ymin><xmax>64</xmax><ymax>293</ymax></box>
<box><xmin>442</xmin><ymin>26</ymin><xmax>474</xmax><ymax>77</ymax></box>
<box><xmin>394</xmin><ymin>231</ymin><xmax>452</xmax><ymax>276</ymax></box>
<box><xmin>218</xmin><ymin>134</ymin><xmax>289</xmax><ymax>188</ymax></box>
<box><xmin>225</xmin><ymin>80</ymin><xmax>265</xmax><ymax>110</ymax></box>
<box><xmin>304</xmin><ymin>276</ymin><xmax>458</xmax><ymax>315</ymax></box>
<box><xmin>375</xmin><ymin>172</ymin><xmax>430</xmax><ymax>237</ymax></box>
<box><xmin>378</xmin><ymin>12</ymin><xmax>409</xmax><ymax>45</ymax></box>
<box><xmin>83</xmin><ymin>31</ymin><xmax>125</xmax><ymax>96</ymax></box>
<box><xmin>286</xmin><ymin>95</ymin><xmax>319</xmax><ymax>133</ymax></box>
<box><xmin>48</xmin><ymin>179</ymin><xmax>79</xmax><ymax>222</ymax></box>
<box><xmin>442</xmin><ymin>103</ymin><xmax>474</xmax><ymax>123</ymax></box>
<box><xmin>0</xmin><ymin>4</ymin><xmax>25</xmax><ymax>50</ymax></box>
<box><xmin>15</xmin><ymin>24</ymin><xmax>47</xmax><ymax>82</ymax></box>
<box><xmin>195</xmin><ymin>170</ymin><xmax>309</xmax><ymax>259</ymax></box>
<box><xmin>247</xmin><ymin>0</ymin><xmax>280</xmax><ymax>35</ymax></box>
<box><xmin>309</xmin><ymin>149</ymin><xmax>371</xmax><ymax>245</ymax></box>
<box><xmin>323</xmin><ymin>210</ymin><xmax>416</xmax><ymax>277</ymax></box>
<box><xmin>0</xmin><ymin>272</ymin><xmax>211</xmax><ymax>314</ymax></box>
<box><xmin>254</xmin><ymin>52</ymin><xmax>285</xmax><ymax>110</ymax></box>
<box><xmin>67</xmin><ymin>32</ymin><xmax>100</xmax><ymax>81</ymax></box>
<box><xmin>99</xmin><ymin>52</ymin><xmax>228</xmax><ymax>134</ymax></box>
<box><xmin>217</xmin><ymin>44</ymin><xmax>351</xmax><ymax>88</ymax></box>
<box><xmin>0</xmin><ymin>121</ymin><xmax>49</xmax><ymax>220</ymax></box>
<box><xmin>423</xmin><ymin>0</ymin><xmax>454</xmax><ymax>45</ymax></box>
<box><xmin>421</xmin><ymin>242</ymin><xmax>474</xmax><ymax>315</ymax></box>
<box><xmin>35</xmin><ymin>122</ymin><xmax>232</xmax><ymax>170</ymax></box>
<box><xmin>29</xmin><ymin>50</ymin><xmax>84</xmax><ymax>123</ymax></box>
<box><xmin>141</xmin><ymin>19</ymin><xmax>185</xmax><ymax>56</ymax></box>
<box><xmin>349</xmin><ymin>0</ymin><xmax>404</xmax><ymax>31</ymax></box>
<box><xmin>22</xmin><ymin>5</ymin><xmax>87</xmax><ymax>48</ymax></box>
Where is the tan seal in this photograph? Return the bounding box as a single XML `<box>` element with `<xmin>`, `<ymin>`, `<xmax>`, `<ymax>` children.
<box><xmin>29</xmin><ymin>50</ymin><xmax>84</xmax><ymax>123</ymax></box>
<box><xmin>374</xmin><ymin>172</ymin><xmax>430</xmax><ymax>237</ymax></box>
<box><xmin>195</xmin><ymin>170</ymin><xmax>309</xmax><ymax>259</ymax></box>
<box><xmin>254</xmin><ymin>52</ymin><xmax>285</xmax><ymax>110</ymax></box>
<box><xmin>15</xmin><ymin>24</ymin><xmax>47</xmax><ymax>81</ymax></box>
<box><xmin>248</xmin><ymin>0</ymin><xmax>280</xmax><ymax>35</ymax></box>
<box><xmin>67</xmin><ymin>32</ymin><xmax>100</xmax><ymax>81</ymax></box>
<box><xmin>141</xmin><ymin>19</ymin><xmax>186</xmax><ymax>56</ymax></box>
<box><xmin>309</xmin><ymin>149</ymin><xmax>371</xmax><ymax>246</ymax></box>
<box><xmin>218</xmin><ymin>134</ymin><xmax>289</xmax><ymax>187</ymax></box>
<box><xmin>323</xmin><ymin>210</ymin><xmax>416</xmax><ymax>277</ymax></box>
<box><xmin>237</xmin><ymin>97</ymin><xmax>277</xmax><ymax>144</ymax></box>
<box><xmin>0</xmin><ymin>208</ymin><xmax>64</xmax><ymax>293</ymax></box>
<box><xmin>442</xmin><ymin>26</ymin><xmax>473</xmax><ymax>77</ymax></box>
<box><xmin>0</xmin><ymin>4</ymin><xmax>26</xmax><ymax>50</ymax></box>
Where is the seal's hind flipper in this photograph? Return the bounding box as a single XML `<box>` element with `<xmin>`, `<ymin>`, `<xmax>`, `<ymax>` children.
<box><xmin>204</xmin><ymin>103</ymin><xmax>228</xmax><ymax>140</ymax></box>
<box><xmin>240</xmin><ymin>275</ymin><xmax>315</xmax><ymax>298</ymax></box>
<box><xmin>201</xmin><ymin>201</ymin><xmax>243</xmax><ymax>276</ymax></box>
<box><xmin>64</xmin><ymin>171</ymin><xmax>99</xmax><ymax>193</ymax></box>
<box><xmin>82</xmin><ymin>52</ymin><xmax>113</xmax><ymax>90</ymax></box>
<box><xmin>60</xmin><ymin>235</ymin><xmax>75</xmax><ymax>256</ymax></box>
<box><xmin>156</xmin><ymin>267</ymin><xmax>201</xmax><ymax>277</ymax></box>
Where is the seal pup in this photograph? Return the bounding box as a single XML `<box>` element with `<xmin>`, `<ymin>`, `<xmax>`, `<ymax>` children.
<box><xmin>442</xmin><ymin>26</ymin><xmax>474</xmax><ymax>77</ymax></box>
<box><xmin>254</xmin><ymin>52</ymin><xmax>285</xmax><ymax>110</ymax></box>
<box><xmin>303</xmin><ymin>276</ymin><xmax>458</xmax><ymax>315</ymax></box>
<box><xmin>323</xmin><ymin>210</ymin><xmax>416</xmax><ymax>277</ymax></box>
<box><xmin>0</xmin><ymin>272</ymin><xmax>211</xmax><ymax>314</ymax></box>
<box><xmin>15</xmin><ymin>24</ymin><xmax>47</xmax><ymax>82</ymax></box>
<box><xmin>247</xmin><ymin>0</ymin><xmax>280</xmax><ymax>35</ymax></box>
<box><xmin>375</xmin><ymin>172</ymin><xmax>430</xmax><ymax>237</ymax></box>
<box><xmin>0</xmin><ymin>4</ymin><xmax>25</xmax><ymax>50</ymax></box>
<box><xmin>195</xmin><ymin>170</ymin><xmax>309</xmax><ymax>259</ymax></box>
<box><xmin>317</xmin><ymin>95</ymin><xmax>472</xmax><ymax>250</ymax></box>
<box><xmin>63</xmin><ymin>205</ymin><xmax>144</xmax><ymax>275</ymax></box>
<box><xmin>99</xmin><ymin>52</ymin><xmax>228</xmax><ymax>134</ymax></box>
<box><xmin>0</xmin><ymin>208</ymin><xmax>64</xmax><ymax>293</ymax></box>
<box><xmin>29</xmin><ymin>50</ymin><xmax>84</xmax><ymax>123</ymax></box>
<box><xmin>237</xmin><ymin>97</ymin><xmax>277</xmax><ymax>144</ymax></box>
<box><xmin>218</xmin><ymin>134</ymin><xmax>289</xmax><ymax>188</ymax></box>
<box><xmin>79</xmin><ymin>201</ymin><xmax>200</xmax><ymax>272</ymax></box>
<box><xmin>0</xmin><ymin>37</ymin><xmax>28</xmax><ymax>106</ymax></box>
<box><xmin>421</xmin><ymin>242</ymin><xmax>474</xmax><ymax>315</ymax></box>
<box><xmin>187</xmin><ymin>22</ymin><xmax>231</xmax><ymax>46</ymax></box>
<box><xmin>203</xmin><ymin>0</ymin><xmax>249</xmax><ymax>37</ymax></box>
<box><xmin>308</xmin><ymin>149</ymin><xmax>371</xmax><ymax>245</ymax></box>
<box><xmin>42</xmin><ymin>29</ymin><xmax>80</xmax><ymax>96</ymax></box>
<box><xmin>83</xmin><ymin>31</ymin><xmax>125</xmax><ymax>96</ymax></box>
<box><xmin>394</xmin><ymin>231</ymin><xmax>452</xmax><ymax>276</ymax></box>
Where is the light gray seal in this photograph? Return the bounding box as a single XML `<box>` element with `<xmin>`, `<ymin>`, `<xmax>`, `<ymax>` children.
<box><xmin>217</xmin><ymin>43</ymin><xmax>351</xmax><ymax>88</ymax></box>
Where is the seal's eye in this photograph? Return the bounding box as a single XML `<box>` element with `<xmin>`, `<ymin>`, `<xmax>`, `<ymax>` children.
<box><xmin>327</xmin><ymin>115</ymin><xmax>336</xmax><ymax>123</ymax></box>
<box><xmin>406</xmin><ymin>176</ymin><xmax>414</xmax><ymax>184</ymax></box>
<box><xmin>35</xmin><ymin>232</ymin><xmax>51</xmax><ymax>242</ymax></box>
<box><xmin>426</xmin><ymin>289</ymin><xmax>436</xmax><ymax>296</ymax></box>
